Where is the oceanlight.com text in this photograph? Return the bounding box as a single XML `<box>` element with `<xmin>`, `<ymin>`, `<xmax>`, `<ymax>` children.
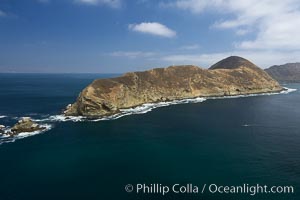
<box><xmin>124</xmin><ymin>183</ymin><xmax>294</xmax><ymax>196</ymax></box>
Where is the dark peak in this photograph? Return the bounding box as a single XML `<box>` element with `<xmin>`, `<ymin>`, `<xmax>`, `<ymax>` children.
<box><xmin>209</xmin><ymin>56</ymin><xmax>258</xmax><ymax>70</ymax></box>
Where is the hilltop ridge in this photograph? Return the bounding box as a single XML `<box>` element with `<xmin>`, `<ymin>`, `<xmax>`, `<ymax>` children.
<box><xmin>210</xmin><ymin>56</ymin><xmax>259</xmax><ymax>70</ymax></box>
<box><xmin>64</xmin><ymin>56</ymin><xmax>282</xmax><ymax>117</ymax></box>
<box><xmin>265</xmin><ymin>63</ymin><xmax>300</xmax><ymax>83</ymax></box>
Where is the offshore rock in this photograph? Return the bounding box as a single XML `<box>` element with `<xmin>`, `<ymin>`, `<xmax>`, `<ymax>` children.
<box><xmin>7</xmin><ymin>117</ymin><xmax>45</xmax><ymax>136</ymax></box>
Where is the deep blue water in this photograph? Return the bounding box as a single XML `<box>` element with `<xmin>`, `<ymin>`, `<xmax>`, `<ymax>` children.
<box><xmin>0</xmin><ymin>74</ymin><xmax>299</xmax><ymax>200</ymax></box>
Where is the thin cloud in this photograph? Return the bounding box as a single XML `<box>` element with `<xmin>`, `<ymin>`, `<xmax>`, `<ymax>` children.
<box><xmin>179</xmin><ymin>44</ymin><xmax>200</xmax><ymax>50</ymax></box>
<box><xmin>37</xmin><ymin>0</ymin><xmax>50</xmax><ymax>3</ymax></box>
<box><xmin>108</xmin><ymin>51</ymin><xmax>157</xmax><ymax>59</ymax></box>
<box><xmin>162</xmin><ymin>50</ymin><xmax>300</xmax><ymax>68</ymax></box>
<box><xmin>107</xmin><ymin>48</ymin><xmax>300</xmax><ymax>69</ymax></box>
<box><xmin>236</xmin><ymin>29</ymin><xmax>250</xmax><ymax>36</ymax></box>
<box><xmin>161</xmin><ymin>0</ymin><xmax>300</xmax><ymax>50</ymax></box>
<box><xmin>128</xmin><ymin>22</ymin><xmax>176</xmax><ymax>38</ymax></box>
<box><xmin>0</xmin><ymin>10</ymin><xmax>7</xmax><ymax>17</ymax></box>
<box><xmin>74</xmin><ymin>0</ymin><xmax>122</xmax><ymax>8</ymax></box>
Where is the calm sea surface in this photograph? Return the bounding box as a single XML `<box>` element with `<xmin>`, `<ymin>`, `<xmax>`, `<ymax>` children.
<box><xmin>0</xmin><ymin>73</ymin><xmax>299</xmax><ymax>200</ymax></box>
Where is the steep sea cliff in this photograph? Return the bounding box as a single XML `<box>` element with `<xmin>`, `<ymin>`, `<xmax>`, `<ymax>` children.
<box><xmin>64</xmin><ymin>56</ymin><xmax>282</xmax><ymax>117</ymax></box>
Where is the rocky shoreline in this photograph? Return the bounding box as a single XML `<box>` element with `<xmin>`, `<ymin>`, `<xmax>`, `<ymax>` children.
<box><xmin>64</xmin><ymin>56</ymin><xmax>283</xmax><ymax>118</ymax></box>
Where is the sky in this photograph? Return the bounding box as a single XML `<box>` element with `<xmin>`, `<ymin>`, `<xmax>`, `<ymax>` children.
<box><xmin>1</xmin><ymin>0</ymin><xmax>300</xmax><ymax>73</ymax></box>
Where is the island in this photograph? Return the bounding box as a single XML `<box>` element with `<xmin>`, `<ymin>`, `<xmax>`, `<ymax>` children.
<box><xmin>64</xmin><ymin>56</ymin><xmax>283</xmax><ymax>118</ymax></box>
<box><xmin>265</xmin><ymin>63</ymin><xmax>300</xmax><ymax>83</ymax></box>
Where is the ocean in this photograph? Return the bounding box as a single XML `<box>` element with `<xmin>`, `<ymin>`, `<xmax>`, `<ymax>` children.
<box><xmin>0</xmin><ymin>73</ymin><xmax>299</xmax><ymax>200</ymax></box>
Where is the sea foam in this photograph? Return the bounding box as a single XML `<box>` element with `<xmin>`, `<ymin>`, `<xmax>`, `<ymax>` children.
<box><xmin>0</xmin><ymin>87</ymin><xmax>297</xmax><ymax>145</ymax></box>
<box><xmin>281</xmin><ymin>87</ymin><xmax>297</xmax><ymax>94</ymax></box>
<box><xmin>34</xmin><ymin>87</ymin><xmax>297</xmax><ymax>123</ymax></box>
<box><xmin>0</xmin><ymin>124</ymin><xmax>52</xmax><ymax>145</ymax></box>
<box><xmin>34</xmin><ymin>97</ymin><xmax>207</xmax><ymax>122</ymax></box>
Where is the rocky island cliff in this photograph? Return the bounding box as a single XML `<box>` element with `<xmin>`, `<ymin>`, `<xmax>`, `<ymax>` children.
<box><xmin>64</xmin><ymin>56</ymin><xmax>283</xmax><ymax>117</ymax></box>
<box><xmin>265</xmin><ymin>63</ymin><xmax>300</xmax><ymax>83</ymax></box>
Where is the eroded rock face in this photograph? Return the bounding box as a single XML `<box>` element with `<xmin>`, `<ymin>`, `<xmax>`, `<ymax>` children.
<box><xmin>8</xmin><ymin>117</ymin><xmax>45</xmax><ymax>136</ymax></box>
<box><xmin>64</xmin><ymin>56</ymin><xmax>283</xmax><ymax>117</ymax></box>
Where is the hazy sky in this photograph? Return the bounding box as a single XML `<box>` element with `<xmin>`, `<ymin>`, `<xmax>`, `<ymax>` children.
<box><xmin>1</xmin><ymin>0</ymin><xmax>300</xmax><ymax>73</ymax></box>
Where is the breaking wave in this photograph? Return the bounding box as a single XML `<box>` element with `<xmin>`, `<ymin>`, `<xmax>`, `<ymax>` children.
<box><xmin>0</xmin><ymin>87</ymin><xmax>297</xmax><ymax>145</ymax></box>
<box><xmin>35</xmin><ymin>97</ymin><xmax>207</xmax><ymax>122</ymax></box>
<box><xmin>33</xmin><ymin>87</ymin><xmax>297</xmax><ymax>123</ymax></box>
<box><xmin>207</xmin><ymin>87</ymin><xmax>297</xmax><ymax>100</ymax></box>
<box><xmin>281</xmin><ymin>87</ymin><xmax>297</xmax><ymax>94</ymax></box>
<box><xmin>0</xmin><ymin>124</ymin><xmax>52</xmax><ymax>145</ymax></box>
